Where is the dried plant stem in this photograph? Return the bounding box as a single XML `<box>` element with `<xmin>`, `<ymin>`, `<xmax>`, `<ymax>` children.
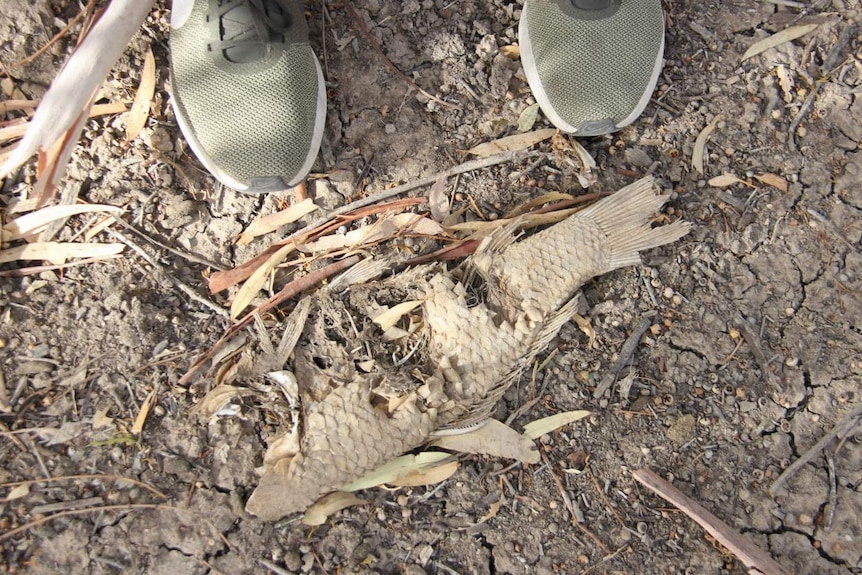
<box><xmin>292</xmin><ymin>150</ymin><xmax>530</xmax><ymax>241</ymax></box>
<box><xmin>542</xmin><ymin>454</ymin><xmax>610</xmax><ymax>554</ymax></box>
<box><xmin>634</xmin><ymin>468</ymin><xmax>789</xmax><ymax>575</ymax></box>
<box><xmin>0</xmin><ymin>473</ymin><xmax>166</xmax><ymax>499</ymax></box>
<box><xmin>179</xmin><ymin>255</ymin><xmax>361</xmax><ymax>386</ymax></box>
<box><xmin>342</xmin><ymin>1</ymin><xmax>455</xmax><ymax>109</ymax></box>
<box><xmin>10</xmin><ymin>0</ymin><xmax>100</xmax><ymax>67</ymax></box>
<box><xmin>771</xmin><ymin>402</ymin><xmax>862</xmax><ymax>493</ymax></box>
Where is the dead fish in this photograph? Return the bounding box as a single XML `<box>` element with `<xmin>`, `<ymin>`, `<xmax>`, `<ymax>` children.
<box><xmin>237</xmin><ymin>176</ymin><xmax>689</xmax><ymax>521</ymax></box>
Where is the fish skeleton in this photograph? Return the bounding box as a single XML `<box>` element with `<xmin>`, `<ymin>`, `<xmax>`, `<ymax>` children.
<box><xmin>240</xmin><ymin>176</ymin><xmax>689</xmax><ymax>520</ymax></box>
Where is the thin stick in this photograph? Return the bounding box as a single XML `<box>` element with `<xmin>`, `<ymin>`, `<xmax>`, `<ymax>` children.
<box><xmin>178</xmin><ymin>255</ymin><xmax>360</xmax><ymax>386</ymax></box>
<box><xmin>0</xmin><ymin>254</ymin><xmax>122</xmax><ymax>277</ymax></box>
<box><xmin>110</xmin><ymin>216</ymin><xmax>227</xmax><ymax>270</ymax></box>
<box><xmin>342</xmin><ymin>1</ymin><xmax>456</xmax><ymax>109</ymax></box>
<box><xmin>593</xmin><ymin>314</ymin><xmax>655</xmax><ymax>398</ymax></box>
<box><xmin>0</xmin><ymin>473</ymin><xmax>166</xmax><ymax>499</ymax></box>
<box><xmin>10</xmin><ymin>0</ymin><xmax>100</xmax><ymax>67</ymax></box>
<box><xmin>634</xmin><ymin>468</ymin><xmax>789</xmax><ymax>575</ymax></box>
<box><xmin>105</xmin><ymin>228</ymin><xmax>229</xmax><ymax>319</ymax></box>
<box><xmin>290</xmin><ymin>150</ymin><xmax>530</xmax><ymax>242</ymax></box>
<box><xmin>771</xmin><ymin>402</ymin><xmax>862</xmax><ymax>493</ymax></box>
<box><xmin>588</xmin><ymin>466</ymin><xmax>626</xmax><ymax>529</ymax></box>
<box><xmin>542</xmin><ymin>454</ymin><xmax>610</xmax><ymax>554</ymax></box>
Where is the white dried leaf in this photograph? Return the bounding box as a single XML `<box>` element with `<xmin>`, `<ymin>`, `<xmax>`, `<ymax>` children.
<box><xmin>467</xmin><ymin>128</ymin><xmax>556</xmax><ymax>157</ymax></box>
<box><xmin>388</xmin><ymin>461</ymin><xmax>460</xmax><ymax>487</ymax></box>
<box><xmin>237</xmin><ymin>198</ymin><xmax>318</xmax><ymax>245</ymax></box>
<box><xmin>741</xmin><ymin>24</ymin><xmax>819</xmax><ymax>61</ymax></box>
<box><xmin>230</xmin><ymin>243</ymin><xmax>295</xmax><ymax>319</ymax></box>
<box><xmin>4</xmin><ymin>484</ymin><xmax>30</xmax><ymax>502</ymax></box>
<box><xmin>430</xmin><ymin>419</ymin><xmax>539</xmax><ymax>463</ymax></box>
<box><xmin>302</xmin><ymin>492</ymin><xmax>366</xmax><ymax>526</ymax></box>
<box><xmin>342</xmin><ymin>451</ymin><xmax>452</xmax><ymax>491</ymax></box>
<box><xmin>3</xmin><ymin>204</ymin><xmax>123</xmax><ymax>242</ymax></box>
<box><xmin>708</xmin><ymin>173</ymin><xmax>745</xmax><ymax>188</ymax></box>
<box><xmin>0</xmin><ymin>241</ymin><xmax>124</xmax><ymax>265</ymax></box>
<box><xmin>428</xmin><ymin>174</ymin><xmax>450</xmax><ymax>222</ymax></box>
<box><xmin>372</xmin><ymin>300</ymin><xmax>423</xmax><ymax>331</ymax></box>
<box><xmin>517</xmin><ymin>103</ymin><xmax>540</xmax><ymax>132</ymax></box>
<box><xmin>523</xmin><ymin>410</ymin><xmax>591</xmax><ymax>440</ymax></box>
<box><xmin>692</xmin><ymin>115</ymin><xmax>721</xmax><ymax>175</ymax></box>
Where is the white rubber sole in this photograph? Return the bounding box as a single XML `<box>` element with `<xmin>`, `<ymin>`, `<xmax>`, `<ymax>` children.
<box><xmin>518</xmin><ymin>1</ymin><xmax>665</xmax><ymax>135</ymax></box>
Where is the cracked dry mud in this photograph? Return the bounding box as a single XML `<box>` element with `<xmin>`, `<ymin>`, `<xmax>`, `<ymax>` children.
<box><xmin>1</xmin><ymin>1</ymin><xmax>861</xmax><ymax>574</ymax></box>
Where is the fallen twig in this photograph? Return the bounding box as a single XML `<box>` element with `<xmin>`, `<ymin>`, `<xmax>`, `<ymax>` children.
<box><xmin>208</xmin><ymin>151</ymin><xmax>528</xmax><ymax>293</ymax></box>
<box><xmin>0</xmin><ymin>254</ymin><xmax>123</xmax><ymax>277</ymax></box>
<box><xmin>10</xmin><ymin>0</ymin><xmax>100</xmax><ymax>68</ymax></box>
<box><xmin>105</xmin><ymin>228</ymin><xmax>228</xmax><ymax>319</ymax></box>
<box><xmin>179</xmin><ymin>255</ymin><xmax>361</xmax><ymax>386</ymax></box>
<box><xmin>771</xmin><ymin>402</ymin><xmax>862</xmax><ymax>494</ymax></box>
<box><xmin>634</xmin><ymin>468</ymin><xmax>789</xmax><ymax>575</ymax></box>
<box><xmin>0</xmin><ymin>473</ymin><xmax>166</xmax><ymax>499</ymax></box>
<box><xmin>342</xmin><ymin>1</ymin><xmax>456</xmax><ymax>109</ymax></box>
<box><xmin>542</xmin><ymin>454</ymin><xmax>610</xmax><ymax>554</ymax></box>
<box><xmin>594</xmin><ymin>313</ymin><xmax>655</xmax><ymax>399</ymax></box>
<box><xmin>293</xmin><ymin>150</ymin><xmax>531</xmax><ymax>240</ymax></box>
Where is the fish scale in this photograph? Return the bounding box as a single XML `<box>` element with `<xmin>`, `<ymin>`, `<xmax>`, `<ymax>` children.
<box><xmin>244</xmin><ymin>176</ymin><xmax>689</xmax><ymax>520</ymax></box>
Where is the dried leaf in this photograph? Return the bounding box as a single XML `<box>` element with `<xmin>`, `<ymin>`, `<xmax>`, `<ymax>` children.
<box><xmin>467</xmin><ymin>128</ymin><xmax>556</xmax><ymax>157</ymax></box>
<box><xmin>504</xmin><ymin>191</ymin><xmax>574</xmax><ymax>219</ymax></box>
<box><xmin>499</xmin><ymin>44</ymin><xmax>520</xmax><ymax>58</ymax></box>
<box><xmin>191</xmin><ymin>384</ymin><xmax>253</xmax><ymax>419</ymax></box>
<box><xmin>0</xmin><ymin>242</ymin><xmax>124</xmax><ymax>265</ymax></box>
<box><xmin>517</xmin><ymin>103</ymin><xmax>540</xmax><ymax>132</ymax></box>
<box><xmin>692</xmin><ymin>115</ymin><xmax>721</xmax><ymax>175</ymax></box>
<box><xmin>302</xmin><ymin>492</ymin><xmax>366</xmax><ymax>526</ymax></box>
<box><xmin>92</xmin><ymin>405</ymin><xmax>114</xmax><ymax>429</ymax></box>
<box><xmin>237</xmin><ymin>198</ymin><xmax>318</xmax><ymax>245</ymax></box>
<box><xmin>4</xmin><ymin>484</ymin><xmax>30</xmax><ymax>503</ymax></box>
<box><xmin>0</xmin><ymin>0</ymin><xmax>156</xmax><ymax>177</ymax></box>
<box><xmin>372</xmin><ymin>300</ymin><xmax>423</xmax><ymax>332</ymax></box>
<box><xmin>125</xmin><ymin>47</ymin><xmax>156</xmax><ymax>141</ymax></box>
<box><xmin>570</xmin><ymin>138</ymin><xmax>597</xmax><ymax>188</ymax></box>
<box><xmin>0</xmin><ymin>370</ymin><xmax>10</xmax><ymax>413</ymax></box>
<box><xmin>523</xmin><ymin>410</ymin><xmax>591</xmax><ymax>440</ymax></box>
<box><xmin>572</xmin><ymin>313</ymin><xmax>596</xmax><ymax>348</ymax></box>
<box><xmin>478</xmin><ymin>494</ymin><xmax>505</xmax><ymax>524</ymax></box>
<box><xmin>755</xmin><ymin>173</ymin><xmax>788</xmax><ymax>192</ymax></box>
<box><xmin>741</xmin><ymin>24</ymin><xmax>819</xmax><ymax>61</ymax></box>
<box><xmin>430</xmin><ymin>419</ymin><xmax>540</xmax><ymax>464</ymax></box>
<box><xmin>708</xmin><ymin>173</ymin><xmax>746</xmax><ymax>188</ymax></box>
<box><xmin>389</xmin><ymin>460</ymin><xmax>460</xmax><ymax>487</ymax></box>
<box><xmin>342</xmin><ymin>451</ymin><xmax>452</xmax><ymax>491</ymax></box>
<box><xmin>3</xmin><ymin>204</ymin><xmax>123</xmax><ymax>241</ymax></box>
<box><xmin>305</xmin><ymin>213</ymin><xmax>444</xmax><ymax>253</ymax></box>
<box><xmin>428</xmin><ymin>174</ymin><xmax>450</xmax><ymax>222</ymax></box>
<box><xmin>775</xmin><ymin>64</ymin><xmax>794</xmax><ymax>103</ymax></box>
<box><xmin>230</xmin><ymin>243</ymin><xmax>295</xmax><ymax>319</ymax></box>
<box><xmin>131</xmin><ymin>389</ymin><xmax>157</xmax><ymax>435</ymax></box>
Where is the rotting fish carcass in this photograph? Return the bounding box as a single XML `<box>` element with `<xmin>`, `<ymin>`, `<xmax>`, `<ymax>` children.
<box><xmin>239</xmin><ymin>176</ymin><xmax>689</xmax><ymax>521</ymax></box>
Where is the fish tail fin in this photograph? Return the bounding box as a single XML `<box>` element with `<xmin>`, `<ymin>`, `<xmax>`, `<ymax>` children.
<box><xmin>579</xmin><ymin>176</ymin><xmax>690</xmax><ymax>270</ymax></box>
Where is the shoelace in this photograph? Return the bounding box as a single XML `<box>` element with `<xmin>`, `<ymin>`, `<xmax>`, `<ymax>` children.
<box><xmin>210</xmin><ymin>0</ymin><xmax>291</xmax><ymax>53</ymax></box>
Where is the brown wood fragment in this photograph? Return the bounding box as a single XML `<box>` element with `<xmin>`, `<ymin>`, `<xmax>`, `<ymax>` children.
<box><xmin>633</xmin><ymin>468</ymin><xmax>789</xmax><ymax>575</ymax></box>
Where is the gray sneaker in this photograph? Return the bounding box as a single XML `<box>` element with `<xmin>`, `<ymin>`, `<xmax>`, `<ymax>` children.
<box><xmin>519</xmin><ymin>0</ymin><xmax>664</xmax><ymax>136</ymax></box>
<box><xmin>169</xmin><ymin>0</ymin><xmax>326</xmax><ymax>193</ymax></box>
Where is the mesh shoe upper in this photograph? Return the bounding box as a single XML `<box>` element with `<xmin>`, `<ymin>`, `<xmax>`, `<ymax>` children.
<box><xmin>170</xmin><ymin>0</ymin><xmax>325</xmax><ymax>192</ymax></box>
<box><xmin>519</xmin><ymin>0</ymin><xmax>664</xmax><ymax>135</ymax></box>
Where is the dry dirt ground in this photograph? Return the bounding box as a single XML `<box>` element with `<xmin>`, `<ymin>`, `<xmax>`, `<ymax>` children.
<box><xmin>1</xmin><ymin>0</ymin><xmax>861</xmax><ymax>573</ymax></box>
